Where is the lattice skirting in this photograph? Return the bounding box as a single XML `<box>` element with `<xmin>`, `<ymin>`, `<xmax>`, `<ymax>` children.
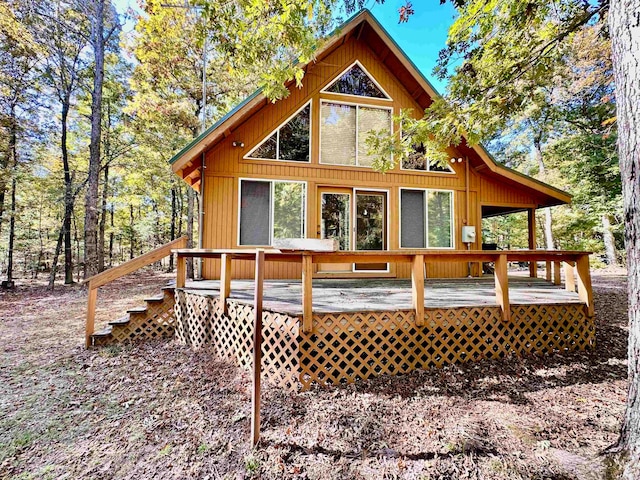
<box><xmin>105</xmin><ymin>296</ymin><xmax>176</xmax><ymax>345</ymax></box>
<box><xmin>174</xmin><ymin>291</ymin><xmax>595</xmax><ymax>392</ymax></box>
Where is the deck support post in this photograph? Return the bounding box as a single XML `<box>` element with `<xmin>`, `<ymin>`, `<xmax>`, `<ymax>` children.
<box><xmin>302</xmin><ymin>254</ymin><xmax>313</xmax><ymax>334</ymax></box>
<box><xmin>176</xmin><ymin>254</ymin><xmax>186</xmax><ymax>289</ymax></box>
<box><xmin>545</xmin><ymin>261</ymin><xmax>552</xmax><ymax>282</ymax></box>
<box><xmin>553</xmin><ymin>261</ymin><xmax>562</xmax><ymax>285</ymax></box>
<box><xmin>85</xmin><ymin>282</ymin><xmax>97</xmax><ymax>348</ymax></box>
<box><xmin>576</xmin><ymin>255</ymin><xmax>594</xmax><ymax>317</ymax></box>
<box><xmin>494</xmin><ymin>254</ymin><xmax>510</xmax><ymax>321</ymax></box>
<box><xmin>220</xmin><ymin>253</ymin><xmax>232</xmax><ymax>314</ymax></box>
<box><xmin>563</xmin><ymin>261</ymin><xmax>576</xmax><ymax>292</ymax></box>
<box><xmin>528</xmin><ymin>208</ymin><xmax>537</xmax><ymax>278</ymax></box>
<box><xmin>251</xmin><ymin>249</ymin><xmax>265</xmax><ymax>447</ymax></box>
<box><xmin>412</xmin><ymin>255</ymin><xmax>425</xmax><ymax>326</ymax></box>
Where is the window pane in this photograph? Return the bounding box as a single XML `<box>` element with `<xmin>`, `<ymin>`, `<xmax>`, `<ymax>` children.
<box><xmin>279</xmin><ymin>104</ymin><xmax>310</xmax><ymax>162</ymax></box>
<box><xmin>357</xmin><ymin>107</ymin><xmax>391</xmax><ymax>167</ymax></box>
<box><xmin>321</xmin><ymin>193</ymin><xmax>350</xmax><ymax>250</ymax></box>
<box><xmin>326</xmin><ymin>64</ymin><xmax>388</xmax><ymax>98</ymax></box>
<box><xmin>356</xmin><ymin>193</ymin><xmax>384</xmax><ymax>250</ymax></box>
<box><xmin>402</xmin><ymin>143</ymin><xmax>428</xmax><ymax>170</ymax></box>
<box><xmin>320</xmin><ymin>103</ymin><xmax>356</xmax><ymax>165</ymax></box>
<box><xmin>429</xmin><ymin>160</ymin><xmax>453</xmax><ymax>173</ymax></box>
<box><xmin>240</xmin><ymin>181</ymin><xmax>271</xmax><ymax>245</ymax></box>
<box><xmin>273</xmin><ymin>182</ymin><xmax>305</xmax><ymax>239</ymax></box>
<box><xmin>248</xmin><ymin>132</ymin><xmax>277</xmax><ymax>159</ymax></box>
<box><xmin>428</xmin><ymin>191</ymin><xmax>453</xmax><ymax>248</ymax></box>
<box><xmin>400</xmin><ymin>190</ymin><xmax>425</xmax><ymax>248</ymax></box>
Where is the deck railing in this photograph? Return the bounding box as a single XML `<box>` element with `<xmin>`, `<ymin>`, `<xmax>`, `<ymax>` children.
<box><xmin>84</xmin><ymin>236</ymin><xmax>188</xmax><ymax>348</ymax></box>
<box><xmin>173</xmin><ymin>249</ymin><xmax>594</xmax><ymax>334</ymax></box>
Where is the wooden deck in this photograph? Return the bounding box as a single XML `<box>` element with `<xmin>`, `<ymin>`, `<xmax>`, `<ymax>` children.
<box><xmin>183</xmin><ymin>275</ymin><xmax>583</xmax><ymax>315</ymax></box>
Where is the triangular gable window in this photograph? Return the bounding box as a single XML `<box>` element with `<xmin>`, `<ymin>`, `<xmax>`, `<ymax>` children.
<box><xmin>323</xmin><ymin>62</ymin><xmax>390</xmax><ymax>99</ymax></box>
<box><xmin>246</xmin><ymin>103</ymin><xmax>311</xmax><ymax>162</ymax></box>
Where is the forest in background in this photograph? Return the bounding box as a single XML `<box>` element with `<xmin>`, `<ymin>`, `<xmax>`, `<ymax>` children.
<box><xmin>0</xmin><ymin>0</ymin><xmax>622</xmax><ymax>289</ymax></box>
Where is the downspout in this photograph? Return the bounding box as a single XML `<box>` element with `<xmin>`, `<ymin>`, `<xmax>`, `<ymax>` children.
<box><xmin>465</xmin><ymin>156</ymin><xmax>471</xmax><ymax>277</ymax></box>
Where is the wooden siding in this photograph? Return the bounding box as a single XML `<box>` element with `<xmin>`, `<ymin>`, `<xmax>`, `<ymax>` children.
<box><xmin>200</xmin><ymin>37</ymin><xmax>542</xmax><ymax>280</ymax></box>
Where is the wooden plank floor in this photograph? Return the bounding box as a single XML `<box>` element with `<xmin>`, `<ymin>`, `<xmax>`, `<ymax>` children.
<box><xmin>183</xmin><ymin>275</ymin><xmax>582</xmax><ymax>315</ymax></box>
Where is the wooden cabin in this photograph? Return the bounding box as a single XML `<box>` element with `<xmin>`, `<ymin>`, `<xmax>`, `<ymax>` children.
<box><xmin>169</xmin><ymin>10</ymin><xmax>570</xmax><ymax>281</ymax></box>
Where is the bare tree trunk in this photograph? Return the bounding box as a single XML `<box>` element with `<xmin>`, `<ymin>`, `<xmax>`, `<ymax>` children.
<box><xmin>61</xmin><ymin>100</ymin><xmax>75</xmax><ymax>285</ymax></box>
<box><xmin>129</xmin><ymin>203</ymin><xmax>135</xmax><ymax>260</ymax></box>
<box><xmin>108</xmin><ymin>207</ymin><xmax>114</xmax><ymax>267</ymax></box>
<box><xmin>602</xmin><ymin>213</ymin><xmax>618</xmax><ymax>266</ymax></box>
<box><xmin>186</xmin><ymin>187</ymin><xmax>194</xmax><ymax>279</ymax></box>
<box><xmin>3</xmin><ymin>107</ymin><xmax>17</xmax><ymax>287</ymax></box>
<box><xmin>169</xmin><ymin>186</ymin><xmax>177</xmax><ymax>271</ymax></box>
<box><xmin>84</xmin><ymin>0</ymin><xmax>106</xmax><ymax>279</ymax></box>
<box><xmin>48</xmin><ymin>222</ymin><xmax>64</xmax><ymax>290</ymax></box>
<box><xmin>533</xmin><ymin>138</ymin><xmax>555</xmax><ymax>249</ymax></box>
<box><xmin>609</xmin><ymin>2</ymin><xmax>640</xmax><ymax>477</ymax></box>
<box><xmin>98</xmin><ymin>163</ymin><xmax>109</xmax><ymax>272</ymax></box>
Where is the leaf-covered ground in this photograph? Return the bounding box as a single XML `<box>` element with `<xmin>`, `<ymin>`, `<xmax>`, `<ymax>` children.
<box><xmin>0</xmin><ymin>270</ymin><xmax>629</xmax><ymax>479</ymax></box>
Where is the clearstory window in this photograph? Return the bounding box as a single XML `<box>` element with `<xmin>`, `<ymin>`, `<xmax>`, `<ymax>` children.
<box><xmin>245</xmin><ymin>103</ymin><xmax>311</xmax><ymax>162</ymax></box>
<box><xmin>239</xmin><ymin>179</ymin><xmax>306</xmax><ymax>246</ymax></box>
<box><xmin>400</xmin><ymin>189</ymin><xmax>454</xmax><ymax>248</ymax></box>
<box><xmin>323</xmin><ymin>62</ymin><xmax>390</xmax><ymax>99</ymax></box>
<box><xmin>320</xmin><ymin>101</ymin><xmax>392</xmax><ymax>167</ymax></box>
<box><xmin>401</xmin><ymin>140</ymin><xmax>455</xmax><ymax>173</ymax></box>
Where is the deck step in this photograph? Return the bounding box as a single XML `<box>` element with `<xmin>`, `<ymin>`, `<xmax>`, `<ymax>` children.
<box><xmin>93</xmin><ymin>326</ymin><xmax>113</xmax><ymax>337</ymax></box>
<box><xmin>127</xmin><ymin>306</ymin><xmax>147</xmax><ymax>314</ymax></box>
<box><xmin>109</xmin><ymin>316</ymin><xmax>130</xmax><ymax>326</ymax></box>
<box><xmin>144</xmin><ymin>295</ymin><xmax>166</xmax><ymax>303</ymax></box>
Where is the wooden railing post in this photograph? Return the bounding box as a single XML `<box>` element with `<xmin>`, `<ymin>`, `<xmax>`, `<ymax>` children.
<box><xmin>564</xmin><ymin>261</ymin><xmax>576</xmax><ymax>292</ymax></box>
<box><xmin>553</xmin><ymin>261</ymin><xmax>562</xmax><ymax>285</ymax></box>
<box><xmin>176</xmin><ymin>254</ymin><xmax>186</xmax><ymax>289</ymax></box>
<box><xmin>302</xmin><ymin>253</ymin><xmax>313</xmax><ymax>334</ymax></box>
<box><xmin>494</xmin><ymin>254</ymin><xmax>510</xmax><ymax>321</ymax></box>
<box><xmin>251</xmin><ymin>249</ymin><xmax>265</xmax><ymax>447</ymax></box>
<box><xmin>545</xmin><ymin>261</ymin><xmax>552</xmax><ymax>282</ymax></box>
<box><xmin>412</xmin><ymin>254</ymin><xmax>425</xmax><ymax>326</ymax></box>
<box><xmin>220</xmin><ymin>253</ymin><xmax>232</xmax><ymax>314</ymax></box>
<box><xmin>576</xmin><ymin>255</ymin><xmax>594</xmax><ymax>317</ymax></box>
<box><xmin>85</xmin><ymin>281</ymin><xmax>97</xmax><ymax>348</ymax></box>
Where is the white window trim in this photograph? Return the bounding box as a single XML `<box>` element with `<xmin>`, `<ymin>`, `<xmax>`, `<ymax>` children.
<box><xmin>318</xmin><ymin>99</ymin><xmax>394</xmax><ymax>168</ymax></box>
<box><xmin>237</xmin><ymin>178</ymin><xmax>308</xmax><ymax>247</ymax></box>
<box><xmin>243</xmin><ymin>101</ymin><xmax>312</xmax><ymax>163</ymax></box>
<box><xmin>398</xmin><ymin>124</ymin><xmax>455</xmax><ymax>174</ymax></box>
<box><xmin>399</xmin><ymin>187</ymin><xmax>456</xmax><ymax>249</ymax></box>
<box><xmin>320</xmin><ymin>60</ymin><xmax>392</xmax><ymax>101</ymax></box>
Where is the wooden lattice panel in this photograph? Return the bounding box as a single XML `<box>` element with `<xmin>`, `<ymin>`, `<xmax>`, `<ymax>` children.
<box><xmin>298</xmin><ymin>304</ymin><xmax>594</xmax><ymax>389</ymax></box>
<box><xmin>175</xmin><ymin>292</ymin><xmax>301</xmax><ymax>391</ymax></box>
<box><xmin>109</xmin><ymin>293</ymin><xmax>176</xmax><ymax>344</ymax></box>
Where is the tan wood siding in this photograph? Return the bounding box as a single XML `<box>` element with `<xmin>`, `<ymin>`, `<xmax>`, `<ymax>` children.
<box><xmin>201</xmin><ymin>37</ymin><xmax>543</xmax><ymax>280</ymax></box>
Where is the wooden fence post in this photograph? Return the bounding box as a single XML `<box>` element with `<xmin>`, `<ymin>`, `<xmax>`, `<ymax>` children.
<box><xmin>553</xmin><ymin>261</ymin><xmax>561</xmax><ymax>285</ymax></box>
<box><xmin>302</xmin><ymin>254</ymin><xmax>313</xmax><ymax>334</ymax></box>
<box><xmin>85</xmin><ymin>281</ymin><xmax>97</xmax><ymax>348</ymax></box>
<box><xmin>564</xmin><ymin>261</ymin><xmax>576</xmax><ymax>292</ymax></box>
<box><xmin>251</xmin><ymin>249</ymin><xmax>265</xmax><ymax>447</ymax></box>
<box><xmin>494</xmin><ymin>254</ymin><xmax>510</xmax><ymax>321</ymax></box>
<box><xmin>576</xmin><ymin>255</ymin><xmax>594</xmax><ymax>317</ymax></box>
<box><xmin>412</xmin><ymin>254</ymin><xmax>425</xmax><ymax>326</ymax></box>
<box><xmin>220</xmin><ymin>253</ymin><xmax>232</xmax><ymax>314</ymax></box>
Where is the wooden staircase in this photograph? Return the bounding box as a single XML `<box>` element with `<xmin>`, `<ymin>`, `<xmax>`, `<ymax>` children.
<box><xmin>84</xmin><ymin>236</ymin><xmax>188</xmax><ymax>348</ymax></box>
<box><xmin>91</xmin><ymin>285</ymin><xmax>177</xmax><ymax>347</ymax></box>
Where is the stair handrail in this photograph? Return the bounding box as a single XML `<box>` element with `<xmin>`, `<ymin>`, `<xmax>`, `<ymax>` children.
<box><xmin>84</xmin><ymin>236</ymin><xmax>188</xmax><ymax>348</ymax></box>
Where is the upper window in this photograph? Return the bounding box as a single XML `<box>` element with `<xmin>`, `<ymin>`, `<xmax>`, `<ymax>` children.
<box><xmin>320</xmin><ymin>101</ymin><xmax>392</xmax><ymax>167</ymax></box>
<box><xmin>401</xmin><ymin>140</ymin><xmax>455</xmax><ymax>173</ymax></box>
<box><xmin>245</xmin><ymin>103</ymin><xmax>311</xmax><ymax>162</ymax></box>
<box><xmin>239</xmin><ymin>179</ymin><xmax>306</xmax><ymax>246</ymax></box>
<box><xmin>322</xmin><ymin>62</ymin><xmax>390</xmax><ymax>100</ymax></box>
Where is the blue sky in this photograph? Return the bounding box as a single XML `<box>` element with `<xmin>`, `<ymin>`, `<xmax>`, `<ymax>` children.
<box><xmin>113</xmin><ymin>0</ymin><xmax>457</xmax><ymax>92</ymax></box>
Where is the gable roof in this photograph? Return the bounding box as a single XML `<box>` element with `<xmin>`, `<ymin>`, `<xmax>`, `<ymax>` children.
<box><xmin>170</xmin><ymin>9</ymin><xmax>570</xmax><ymax>208</ymax></box>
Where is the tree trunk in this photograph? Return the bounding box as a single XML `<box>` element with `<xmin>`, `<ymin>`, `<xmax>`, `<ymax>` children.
<box><xmin>533</xmin><ymin>137</ymin><xmax>555</xmax><ymax>249</ymax></box>
<box><xmin>129</xmin><ymin>204</ymin><xmax>135</xmax><ymax>260</ymax></box>
<box><xmin>601</xmin><ymin>213</ymin><xmax>618</xmax><ymax>266</ymax></box>
<box><xmin>4</xmin><ymin>133</ymin><xmax>17</xmax><ymax>286</ymax></box>
<box><xmin>98</xmin><ymin>163</ymin><xmax>109</xmax><ymax>272</ymax></box>
<box><xmin>609</xmin><ymin>2</ymin><xmax>640</xmax><ymax>477</ymax></box>
<box><xmin>108</xmin><ymin>207</ymin><xmax>114</xmax><ymax>268</ymax></box>
<box><xmin>169</xmin><ymin>186</ymin><xmax>177</xmax><ymax>271</ymax></box>
<box><xmin>186</xmin><ymin>187</ymin><xmax>194</xmax><ymax>279</ymax></box>
<box><xmin>61</xmin><ymin>100</ymin><xmax>74</xmax><ymax>285</ymax></box>
<box><xmin>48</xmin><ymin>223</ymin><xmax>64</xmax><ymax>290</ymax></box>
<box><xmin>84</xmin><ymin>0</ymin><xmax>106</xmax><ymax>279</ymax></box>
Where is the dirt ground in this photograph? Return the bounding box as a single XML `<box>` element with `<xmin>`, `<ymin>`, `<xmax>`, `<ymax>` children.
<box><xmin>0</xmin><ymin>269</ymin><xmax>630</xmax><ymax>479</ymax></box>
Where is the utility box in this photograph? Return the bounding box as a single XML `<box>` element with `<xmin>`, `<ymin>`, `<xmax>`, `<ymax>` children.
<box><xmin>462</xmin><ymin>226</ymin><xmax>477</xmax><ymax>244</ymax></box>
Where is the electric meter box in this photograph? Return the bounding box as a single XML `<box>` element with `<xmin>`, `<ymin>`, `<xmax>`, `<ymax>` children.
<box><xmin>462</xmin><ymin>226</ymin><xmax>477</xmax><ymax>243</ymax></box>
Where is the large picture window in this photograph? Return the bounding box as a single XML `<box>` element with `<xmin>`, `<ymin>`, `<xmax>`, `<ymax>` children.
<box><xmin>239</xmin><ymin>179</ymin><xmax>306</xmax><ymax>246</ymax></box>
<box><xmin>400</xmin><ymin>188</ymin><xmax>454</xmax><ymax>248</ymax></box>
<box><xmin>320</xmin><ymin>101</ymin><xmax>392</xmax><ymax>167</ymax></box>
<box><xmin>245</xmin><ymin>103</ymin><xmax>311</xmax><ymax>162</ymax></box>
